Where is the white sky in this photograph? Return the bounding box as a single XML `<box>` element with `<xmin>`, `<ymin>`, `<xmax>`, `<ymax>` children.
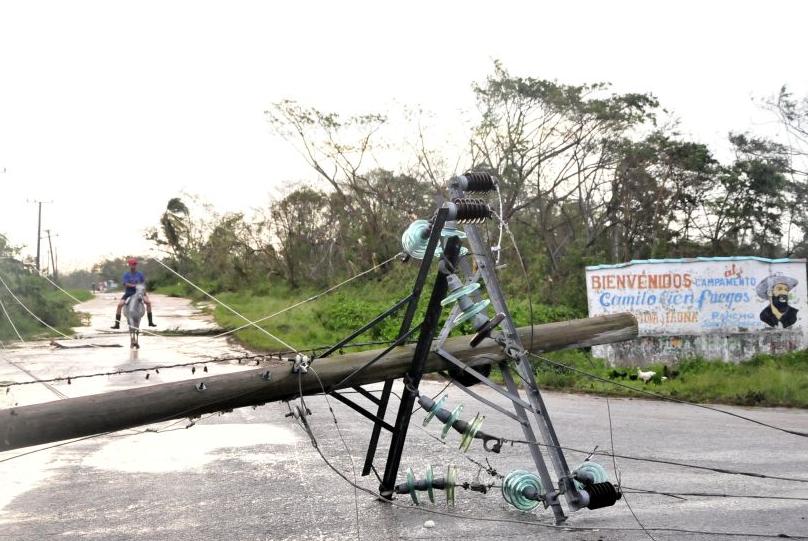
<box><xmin>1</xmin><ymin>0</ymin><xmax>806</xmax><ymax>271</ymax></box>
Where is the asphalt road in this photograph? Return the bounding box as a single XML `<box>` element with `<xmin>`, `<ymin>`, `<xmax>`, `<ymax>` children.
<box><xmin>0</xmin><ymin>293</ymin><xmax>807</xmax><ymax>540</ymax></box>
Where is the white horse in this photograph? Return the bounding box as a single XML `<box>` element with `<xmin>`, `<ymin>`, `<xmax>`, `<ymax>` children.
<box><xmin>124</xmin><ymin>284</ymin><xmax>146</xmax><ymax>349</ymax></box>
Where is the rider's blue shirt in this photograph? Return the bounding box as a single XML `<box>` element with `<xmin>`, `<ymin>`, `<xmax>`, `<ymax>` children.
<box><xmin>122</xmin><ymin>271</ymin><xmax>145</xmax><ymax>296</ymax></box>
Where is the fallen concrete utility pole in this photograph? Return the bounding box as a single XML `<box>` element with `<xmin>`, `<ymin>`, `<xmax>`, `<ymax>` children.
<box><xmin>0</xmin><ymin>313</ymin><xmax>636</xmax><ymax>452</ymax></box>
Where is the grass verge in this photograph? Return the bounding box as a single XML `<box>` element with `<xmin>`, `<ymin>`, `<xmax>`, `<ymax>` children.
<box><xmin>524</xmin><ymin>349</ymin><xmax>808</xmax><ymax>408</ymax></box>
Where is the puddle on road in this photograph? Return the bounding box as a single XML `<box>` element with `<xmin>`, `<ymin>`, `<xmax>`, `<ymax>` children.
<box><xmin>0</xmin><ymin>293</ymin><xmax>285</xmax><ymax>513</ymax></box>
<box><xmin>0</xmin><ymin>449</ymin><xmax>61</xmax><ymax>512</ymax></box>
<box><xmin>82</xmin><ymin>424</ymin><xmax>299</xmax><ymax>473</ymax></box>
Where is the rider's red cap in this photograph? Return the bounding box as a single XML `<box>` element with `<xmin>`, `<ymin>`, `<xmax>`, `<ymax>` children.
<box><xmin>127</xmin><ymin>258</ymin><xmax>138</xmax><ymax>265</ymax></box>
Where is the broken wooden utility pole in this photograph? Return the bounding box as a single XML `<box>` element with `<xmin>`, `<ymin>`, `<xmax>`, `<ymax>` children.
<box><xmin>0</xmin><ymin>313</ymin><xmax>635</xmax><ymax>452</ymax></box>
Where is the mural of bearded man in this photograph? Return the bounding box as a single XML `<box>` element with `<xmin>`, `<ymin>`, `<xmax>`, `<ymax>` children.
<box><xmin>756</xmin><ymin>274</ymin><xmax>799</xmax><ymax>328</ymax></box>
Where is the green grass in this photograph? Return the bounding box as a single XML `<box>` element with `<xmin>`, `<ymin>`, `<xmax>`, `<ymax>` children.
<box><xmin>210</xmin><ymin>278</ymin><xmax>419</xmax><ymax>353</ymax></box>
<box><xmin>42</xmin><ymin>288</ymin><xmax>93</xmax><ymax>304</ymax></box>
<box><xmin>154</xmin><ymin>282</ymin><xmax>194</xmax><ymax>298</ymax></box>
<box><xmin>66</xmin><ymin>288</ymin><xmax>93</xmax><ymax>302</ymax></box>
<box><xmin>520</xmin><ymin>349</ymin><xmax>808</xmax><ymax>408</ymax></box>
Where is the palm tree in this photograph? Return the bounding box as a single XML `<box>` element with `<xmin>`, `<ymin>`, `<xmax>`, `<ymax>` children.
<box><xmin>160</xmin><ymin>197</ymin><xmax>190</xmax><ymax>261</ymax></box>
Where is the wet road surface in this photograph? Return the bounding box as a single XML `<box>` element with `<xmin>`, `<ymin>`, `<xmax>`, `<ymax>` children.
<box><xmin>1</xmin><ymin>293</ymin><xmax>807</xmax><ymax>540</ymax></box>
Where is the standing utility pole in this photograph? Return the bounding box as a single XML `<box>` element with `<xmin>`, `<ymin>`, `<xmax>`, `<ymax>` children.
<box><xmin>46</xmin><ymin>229</ymin><xmax>57</xmax><ymax>279</ymax></box>
<box><xmin>36</xmin><ymin>202</ymin><xmax>42</xmax><ymax>270</ymax></box>
<box><xmin>28</xmin><ymin>200</ymin><xmax>51</xmax><ymax>271</ymax></box>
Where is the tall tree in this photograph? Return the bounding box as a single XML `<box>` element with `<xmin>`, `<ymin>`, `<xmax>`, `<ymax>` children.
<box><xmin>609</xmin><ymin>132</ymin><xmax>717</xmax><ymax>260</ymax></box>
<box><xmin>690</xmin><ymin>134</ymin><xmax>789</xmax><ymax>256</ymax></box>
<box><xmin>469</xmin><ymin>62</ymin><xmax>659</xmax><ymax>271</ymax></box>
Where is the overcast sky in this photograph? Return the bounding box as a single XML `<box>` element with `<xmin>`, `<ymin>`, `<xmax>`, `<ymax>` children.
<box><xmin>1</xmin><ymin>0</ymin><xmax>806</xmax><ymax>271</ymax></box>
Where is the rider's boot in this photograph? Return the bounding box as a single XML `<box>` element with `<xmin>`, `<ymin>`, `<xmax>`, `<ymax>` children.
<box><xmin>147</xmin><ymin>311</ymin><xmax>157</xmax><ymax>327</ymax></box>
<box><xmin>110</xmin><ymin>314</ymin><xmax>121</xmax><ymax>329</ymax></box>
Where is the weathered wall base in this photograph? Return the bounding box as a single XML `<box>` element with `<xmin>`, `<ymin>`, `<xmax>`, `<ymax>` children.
<box><xmin>593</xmin><ymin>328</ymin><xmax>804</xmax><ymax>366</ymax></box>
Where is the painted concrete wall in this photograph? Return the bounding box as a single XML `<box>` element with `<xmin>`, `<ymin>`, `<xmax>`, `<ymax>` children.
<box><xmin>593</xmin><ymin>328</ymin><xmax>802</xmax><ymax>366</ymax></box>
<box><xmin>586</xmin><ymin>257</ymin><xmax>808</xmax><ymax>365</ymax></box>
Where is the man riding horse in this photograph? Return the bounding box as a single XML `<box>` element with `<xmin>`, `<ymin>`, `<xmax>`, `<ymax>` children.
<box><xmin>111</xmin><ymin>258</ymin><xmax>157</xmax><ymax>329</ymax></box>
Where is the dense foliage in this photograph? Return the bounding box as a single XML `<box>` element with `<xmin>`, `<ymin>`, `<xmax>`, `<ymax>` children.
<box><xmin>0</xmin><ymin>234</ymin><xmax>86</xmax><ymax>341</ymax></box>
<box><xmin>136</xmin><ymin>67</ymin><xmax>807</xmax><ymax>319</ymax></box>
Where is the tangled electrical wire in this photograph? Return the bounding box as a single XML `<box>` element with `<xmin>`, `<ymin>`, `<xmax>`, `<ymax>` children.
<box><xmin>286</xmin><ymin>379</ymin><xmax>808</xmax><ymax>540</ymax></box>
<box><xmin>0</xmin><ymin>339</ymin><xmax>416</xmax><ymax>392</ymax></box>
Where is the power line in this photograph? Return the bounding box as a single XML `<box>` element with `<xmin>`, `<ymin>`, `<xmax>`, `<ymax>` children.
<box><xmin>7</xmin><ymin>274</ymin><xmax>805</xmax><ymax>486</ymax></box>
<box><xmin>205</xmin><ymin>253</ymin><xmax>403</xmax><ymax>341</ymax></box>
<box><xmin>0</xmin><ymin>355</ymin><xmax>67</xmax><ymax>400</ymax></box>
<box><xmin>0</xmin><ymin>339</ymin><xmax>415</xmax><ymax>390</ymax></box>
<box><xmin>37</xmin><ymin>271</ymin><xmax>83</xmax><ymax>304</ymax></box>
<box><xmin>30</xmin><ymin>252</ymin><xmax>403</xmax><ymax>361</ymax></box>
<box><xmin>426</xmin><ymin>375</ymin><xmax>808</xmax><ymax>485</ymax></box>
<box><xmin>528</xmin><ymin>351</ymin><xmax>808</xmax><ymax>439</ymax></box>
<box><xmin>603</xmin><ymin>388</ymin><xmax>657</xmax><ymax>541</ymax></box>
<box><xmin>0</xmin><ymin>295</ymin><xmax>24</xmax><ymax>342</ymax></box>
<box><xmin>0</xmin><ymin>333</ymin><xmax>68</xmax><ymax>400</ymax></box>
<box><xmin>130</xmin><ymin>253</ymin><xmax>405</xmax><ymax>356</ymax></box>
<box><xmin>292</xmin><ymin>333</ymin><xmax>808</xmax><ymax>540</ymax></box>
<box><xmin>5</xmin><ymin>216</ymin><xmax>804</xmax><ymax>535</ymax></box>
<box><xmin>0</xmin><ymin>352</ymin><xmax>267</xmax><ymax>389</ymax></box>
<box><xmin>621</xmin><ymin>486</ymin><xmax>808</xmax><ymax>502</ymax></box>
<box><xmin>290</xmin><ymin>391</ymin><xmax>808</xmax><ymax>540</ymax></box>
<box><xmin>0</xmin><ymin>271</ymin><xmax>129</xmax><ymax>348</ymax></box>
<box><xmin>151</xmin><ymin>258</ymin><xmax>299</xmax><ymax>352</ymax></box>
<box><xmin>0</xmin><ymin>272</ymin><xmax>79</xmax><ymax>341</ymax></box>
<box><xmin>308</xmin><ymin>366</ymin><xmax>361</xmax><ymax>541</ymax></box>
<box><xmin>300</xmin><ymin>345</ymin><xmax>808</xmax><ymax>490</ymax></box>
<box><xmin>503</xmin><ymin>434</ymin><xmax>808</xmax><ymax>485</ymax></box>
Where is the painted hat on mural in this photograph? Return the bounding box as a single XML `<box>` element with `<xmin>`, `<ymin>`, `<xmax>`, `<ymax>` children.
<box><xmin>755</xmin><ymin>274</ymin><xmax>799</xmax><ymax>300</ymax></box>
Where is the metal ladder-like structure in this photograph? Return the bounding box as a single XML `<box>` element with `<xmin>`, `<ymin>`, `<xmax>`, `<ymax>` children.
<box><xmin>305</xmin><ymin>172</ymin><xmax>619</xmax><ymax>524</ymax></box>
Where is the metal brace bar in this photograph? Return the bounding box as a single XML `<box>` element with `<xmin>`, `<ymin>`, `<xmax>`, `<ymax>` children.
<box><xmin>351</xmin><ymin>385</ymin><xmax>381</xmax><ymax>405</ymax></box>
<box><xmin>361</xmin><ymin>207</ymin><xmax>449</xmax><ymax>477</ymax></box>
<box><xmin>316</xmin><ymin>295</ymin><xmax>412</xmax><ymax>360</ymax></box>
<box><xmin>449</xmin><ymin>177</ymin><xmax>570</xmax><ymax>523</ymax></box>
<box><xmin>330</xmin><ymin>324</ymin><xmax>421</xmax><ymax>391</ymax></box>
<box><xmin>436</xmin><ymin>348</ymin><xmax>538</xmax><ymax>414</ymax></box>
<box><xmin>379</xmin><ymin>224</ymin><xmax>459</xmax><ymax>498</ymax></box>
<box><xmin>437</xmin><ymin>371</ymin><xmax>523</xmax><ymax>423</ymax></box>
<box><xmin>330</xmin><ymin>391</ymin><xmax>396</xmax><ymax>432</ymax></box>
<box><xmin>497</xmin><ymin>361</ymin><xmax>565</xmax><ymax>520</ymax></box>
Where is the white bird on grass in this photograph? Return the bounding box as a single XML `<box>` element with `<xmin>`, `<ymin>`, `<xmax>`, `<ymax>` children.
<box><xmin>637</xmin><ymin>368</ymin><xmax>656</xmax><ymax>384</ymax></box>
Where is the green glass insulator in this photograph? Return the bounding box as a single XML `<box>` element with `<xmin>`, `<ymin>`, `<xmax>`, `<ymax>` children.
<box><xmin>459</xmin><ymin>413</ymin><xmax>485</xmax><ymax>452</ymax></box>
<box><xmin>425</xmin><ymin>465</ymin><xmax>435</xmax><ymax>504</ymax></box>
<box><xmin>501</xmin><ymin>470</ymin><xmax>544</xmax><ymax>512</ymax></box>
<box><xmin>441</xmin><ymin>282</ymin><xmax>481</xmax><ymax>306</ymax></box>
<box><xmin>454</xmin><ymin>299</ymin><xmax>490</xmax><ymax>325</ymax></box>
<box><xmin>446</xmin><ymin>465</ymin><xmax>458</xmax><ymax>506</ymax></box>
<box><xmin>423</xmin><ymin>395</ymin><xmax>448</xmax><ymax>427</ymax></box>
<box><xmin>406</xmin><ymin>467</ymin><xmax>419</xmax><ymax>505</ymax></box>
<box><xmin>401</xmin><ymin>220</ymin><xmax>468</xmax><ymax>260</ymax></box>
<box><xmin>573</xmin><ymin>461</ymin><xmax>608</xmax><ymax>490</ymax></box>
<box><xmin>441</xmin><ymin>404</ymin><xmax>464</xmax><ymax>440</ymax></box>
